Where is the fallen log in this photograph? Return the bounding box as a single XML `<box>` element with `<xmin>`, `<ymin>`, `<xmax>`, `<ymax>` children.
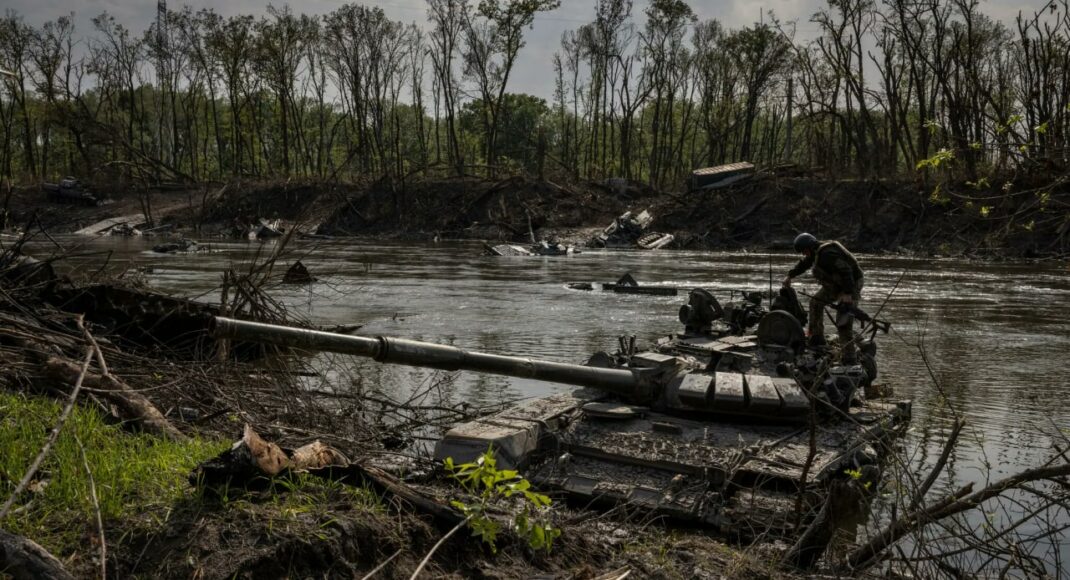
<box><xmin>318</xmin><ymin>462</ymin><xmax>466</xmax><ymax>530</ymax></box>
<box><xmin>41</xmin><ymin>356</ymin><xmax>186</xmax><ymax>442</ymax></box>
<box><xmin>0</xmin><ymin>528</ymin><xmax>75</xmax><ymax>580</ymax></box>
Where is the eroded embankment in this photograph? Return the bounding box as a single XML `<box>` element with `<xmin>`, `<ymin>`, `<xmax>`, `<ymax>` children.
<box><xmin>6</xmin><ymin>173</ymin><xmax>1068</xmax><ymax>259</ymax></box>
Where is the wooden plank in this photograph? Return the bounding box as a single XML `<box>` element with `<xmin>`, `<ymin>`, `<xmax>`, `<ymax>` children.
<box><xmin>74</xmin><ymin>214</ymin><xmax>144</xmax><ymax>236</ymax></box>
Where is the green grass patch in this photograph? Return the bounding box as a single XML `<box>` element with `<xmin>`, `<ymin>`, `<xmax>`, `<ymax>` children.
<box><xmin>0</xmin><ymin>391</ymin><xmax>229</xmax><ymax>555</ymax></box>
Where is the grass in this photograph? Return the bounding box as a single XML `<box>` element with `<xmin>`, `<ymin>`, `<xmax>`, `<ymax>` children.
<box><xmin>0</xmin><ymin>391</ymin><xmax>229</xmax><ymax>555</ymax></box>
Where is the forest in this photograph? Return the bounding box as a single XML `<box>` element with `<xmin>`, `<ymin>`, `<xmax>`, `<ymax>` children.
<box><xmin>1</xmin><ymin>0</ymin><xmax>1069</xmax><ymax>191</ymax></box>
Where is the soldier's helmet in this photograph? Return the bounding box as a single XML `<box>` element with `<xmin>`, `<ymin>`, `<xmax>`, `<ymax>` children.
<box><xmin>793</xmin><ymin>233</ymin><xmax>819</xmax><ymax>253</ymax></box>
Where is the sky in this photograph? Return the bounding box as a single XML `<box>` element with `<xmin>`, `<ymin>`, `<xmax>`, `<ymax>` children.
<box><xmin>3</xmin><ymin>0</ymin><xmax>1052</xmax><ymax>100</ymax></box>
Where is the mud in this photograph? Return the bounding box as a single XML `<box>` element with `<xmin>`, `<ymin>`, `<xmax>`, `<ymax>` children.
<box><xmin>7</xmin><ymin>175</ymin><xmax>1067</xmax><ymax>259</ymax></box>
<box><xmin>109</xmin><ymin>480</ymin><xmax>788</xmax><ymax>580</ymax></box>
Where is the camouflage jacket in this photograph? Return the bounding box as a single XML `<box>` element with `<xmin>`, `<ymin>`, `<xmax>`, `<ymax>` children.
<box><xmin>788</xmin><ymin>241</ymin><xmax>863</xmax><ymax>294</ymax></box>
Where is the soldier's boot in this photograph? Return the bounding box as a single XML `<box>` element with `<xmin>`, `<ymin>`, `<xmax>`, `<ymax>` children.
<box><xmin>838</xmin><ymin>327</ymin><xmax>858</xmax><ymax>364</ymax></box>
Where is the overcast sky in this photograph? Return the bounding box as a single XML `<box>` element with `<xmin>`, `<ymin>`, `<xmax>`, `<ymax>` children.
<box><xmin>4</xmin><ymin>0</ymin><xmax>1051</xmax><ymax>99</ymax></box>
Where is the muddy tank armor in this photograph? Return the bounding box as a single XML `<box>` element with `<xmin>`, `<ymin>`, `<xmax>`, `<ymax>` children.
<box><xmin>211</xmin><ymin>290</ymin><xmax>909</xmax><ymax>535</ymax></box>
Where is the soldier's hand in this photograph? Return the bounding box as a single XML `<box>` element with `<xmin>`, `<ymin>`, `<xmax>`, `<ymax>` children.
<box><xmin>782</xmin><ymin>277</ymin><xmax>792</xmax><ymax>287</ymax></box>
<box><xmin>840</xmin><ymin>293</ymin><xmax>853</xmax><ymax>304</ymax></box>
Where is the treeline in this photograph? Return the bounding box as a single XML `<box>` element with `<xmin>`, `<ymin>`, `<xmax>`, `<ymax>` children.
<box><xmin>1</xmin><ymin>0</ymin><xmax>1069</xmax><ymax>189</ymax></box>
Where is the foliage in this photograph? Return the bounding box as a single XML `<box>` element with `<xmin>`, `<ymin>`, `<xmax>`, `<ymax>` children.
<box><xmin>0</xmin><ymin>391</ymin><xmax>228</xmax><ymax>554</ymax></box>
<box><xmin>843</xmin><ymin>467</ymin><xmax>872</xmax><ymax>491</ymax></box>
<box><xmin>4</xmin><ymin>0</ymin><xmax>1070</xmax><ymax>186</ymax></box>
<box><xmin>444</xmin><ymin>448</ymin><xmax>560</xmax><ymax>553</ymax></box>
<box><xmin>916</xmin><ymin>148</ymin><xmax>956</xmax><ymax>171</ymax></box>
<box><xmin>928</xmin><ymin>183</ymin><xmax>950</xmax><ymax>205</ymax></box>
<box><xmin>460</xmin><ymin>94</ymin><xmax>551</xmax><ymax>172</ymax></box>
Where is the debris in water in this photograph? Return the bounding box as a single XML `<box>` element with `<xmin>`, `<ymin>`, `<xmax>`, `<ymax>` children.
<box><xmin>152</xmin><ymin>238</ymin><xmax>198</xmax><ymax>254</ymax></box>
<box><xmin>283</xmin><ymin>260</ymin><xmax>316</xmax><ymax>284</ymax></box>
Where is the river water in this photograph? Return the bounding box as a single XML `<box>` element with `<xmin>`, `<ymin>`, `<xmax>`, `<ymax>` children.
<box><xmin>23</xmin><ymin>235</ymin><xmax>1070</xmax><ymax>572</ymax></box>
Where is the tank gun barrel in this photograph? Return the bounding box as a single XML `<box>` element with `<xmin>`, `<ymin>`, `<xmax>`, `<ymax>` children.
<box><xmin>211</xmin><ymin>317</ymin><xmax>641</xmax><ymax>395</ymax></box>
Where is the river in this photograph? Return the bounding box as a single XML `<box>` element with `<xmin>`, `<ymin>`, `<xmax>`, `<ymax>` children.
<box><xmin>24</xmin><ymin>235</ymin><xmax>1070</xmax><ymax>573</ymax></box>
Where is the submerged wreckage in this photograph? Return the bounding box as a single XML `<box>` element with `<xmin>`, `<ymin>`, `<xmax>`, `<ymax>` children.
<box><xmin>592</xmin><ymin>209</ymin><xmax>674</xmax><ymax>250</ymax></box>
<box><xmin>212</xmin><ymin>285</ymin><xmax>907</xmax><ymax>545</ymax></box>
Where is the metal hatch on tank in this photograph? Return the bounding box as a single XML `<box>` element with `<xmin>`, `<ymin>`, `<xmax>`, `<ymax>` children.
<box><xmin>210</xmin><ymin>287</ymin><xmax>909</xmax><ymax>537</ymax></box>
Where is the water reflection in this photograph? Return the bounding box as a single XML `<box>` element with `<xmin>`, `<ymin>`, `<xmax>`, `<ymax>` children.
<box><xmin>21</xmin><ymin>235</ymin><xmax>1070</xmax><ymax>500</ymax></box>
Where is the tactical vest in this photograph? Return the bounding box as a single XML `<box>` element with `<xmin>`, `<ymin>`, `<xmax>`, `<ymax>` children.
<box><xmin>811</xmin><ymin>241</ymin><xmax>863</xmax><ymax>291</ymax></box>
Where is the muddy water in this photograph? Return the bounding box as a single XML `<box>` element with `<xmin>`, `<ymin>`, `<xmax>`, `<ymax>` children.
<box><xmin>24</xmin><ymin>236</ymin><xmax>1070</xmax><ymax>566</ymax></box>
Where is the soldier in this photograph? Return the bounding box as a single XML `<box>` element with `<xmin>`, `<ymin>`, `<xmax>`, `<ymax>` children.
<box><xmin>782</xmin><ymin>233</ymin><xmax>864</xmax><ymax>361</ymax></box>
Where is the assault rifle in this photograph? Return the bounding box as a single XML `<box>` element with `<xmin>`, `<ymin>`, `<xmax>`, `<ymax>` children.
<box><xmin>798</xmin><ymin>291</ymin><xmax>891</xmax><ymax>334</ymax></box>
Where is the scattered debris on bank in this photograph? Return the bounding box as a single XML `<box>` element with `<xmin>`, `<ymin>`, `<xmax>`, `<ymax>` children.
<box><xmin>6</xmin><ymin>172</ymin><xmax>1069</xmax><ymax>259</ymax></box>
<box><xmin>689</xmin><ymin>162</ymin><xmax>756</xmax><ymax>191</ymax></box>
<box><xmin>42</xmin><ymin>176</ymin><xmax>108</xmax><ymax>207</ymax></box>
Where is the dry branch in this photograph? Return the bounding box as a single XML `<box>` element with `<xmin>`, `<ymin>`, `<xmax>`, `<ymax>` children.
<box><xmin>844</xmin><ymin>461</ymin><xmax>1070</xmax><ymax>571</ymax></box>
<box><xmin>0</xmin><ymin>528</ymin><xmax>75</xmax><ymax>580</ymax></box>
<box><xmin>41</xmin><ymin>357</ymin><xmax>186</xmax><ymax>442</ymax></box>
<box><xmin>910</xmin><ymin>418</ymin><xmax>966</xmax><ymax>510</ymax></box>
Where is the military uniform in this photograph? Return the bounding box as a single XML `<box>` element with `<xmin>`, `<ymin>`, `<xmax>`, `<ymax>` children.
<box><xmin>788</xmin><ymin>241</ymin><xmax>864</xmax><ymax>357</ymax></box>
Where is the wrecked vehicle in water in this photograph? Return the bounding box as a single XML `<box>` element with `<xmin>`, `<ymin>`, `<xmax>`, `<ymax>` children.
<box><xmin>484</xmin><ymin>240</ymin><xmax>575</xmax><ymax>257</ymax></box>
<box><xmin>592</xmin><ymin>209</ymin><xmax>674</xmax><ymax>250</ymax></box>
<box><xmin>599</xmin><ymin>272</ymin><xmax>678</xmax><ymax>296</ymax></box>
<box><xmin>211</xmin><ymin>286</ymin><xmax>908</xmax><ymax>544</ymax></box>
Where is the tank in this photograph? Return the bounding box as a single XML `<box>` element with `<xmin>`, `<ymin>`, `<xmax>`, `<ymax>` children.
<box><xmin>211</xmin><ymin>289</ymin><xmax>909</xmax><ymax>537</ymax></box>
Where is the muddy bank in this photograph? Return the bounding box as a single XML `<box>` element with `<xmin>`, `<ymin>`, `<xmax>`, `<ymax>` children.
<box><xmin>6</xmin><ymin>174</ymin><xmax>1068</xmax><ymax>259</ymax></box>
<box><xmin>0</xmin><ymin>244</ymin><xmax>803</xmax><ymax>580</ymax></box>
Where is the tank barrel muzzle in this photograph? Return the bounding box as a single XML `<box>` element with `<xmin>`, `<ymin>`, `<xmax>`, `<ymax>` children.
<box><xmin>211</xmin><ymin>316</ymin><xmax>641</xmax><ymax>395</ymax></box>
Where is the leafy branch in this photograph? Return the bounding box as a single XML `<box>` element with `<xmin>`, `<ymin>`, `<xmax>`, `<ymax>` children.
<box><xmin>444</xmin><ymin>448</ymin><xmax>560</xmax><ymax>553</ymax></box>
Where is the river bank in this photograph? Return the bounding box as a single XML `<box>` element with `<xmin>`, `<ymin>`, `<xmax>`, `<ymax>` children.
<box><xmin>0</xmin><ymin>241</ymin><xmax>815</xmax><ymax>580</ymax></box>
<box><xmin>6</xmin><ymin>173</ymin><xmax>1068</xmax><ymax>260</ymax></box>
<box><xmin>3</xmin><ymin>230</ymin><xmax>1070</xmax><ymax>578</ymax></box>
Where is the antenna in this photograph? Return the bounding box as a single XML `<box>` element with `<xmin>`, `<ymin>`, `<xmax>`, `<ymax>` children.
<box><xmin>768</xmin><ymin>254</ymin><xmax>773</xmax><ymax>304</ymax></box>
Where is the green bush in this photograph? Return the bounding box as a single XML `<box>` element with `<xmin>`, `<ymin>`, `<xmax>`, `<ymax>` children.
<box><xmin>444</xmin><ymin>449</ymin><xmax>560</xmax><ymax>553</ymax></box>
